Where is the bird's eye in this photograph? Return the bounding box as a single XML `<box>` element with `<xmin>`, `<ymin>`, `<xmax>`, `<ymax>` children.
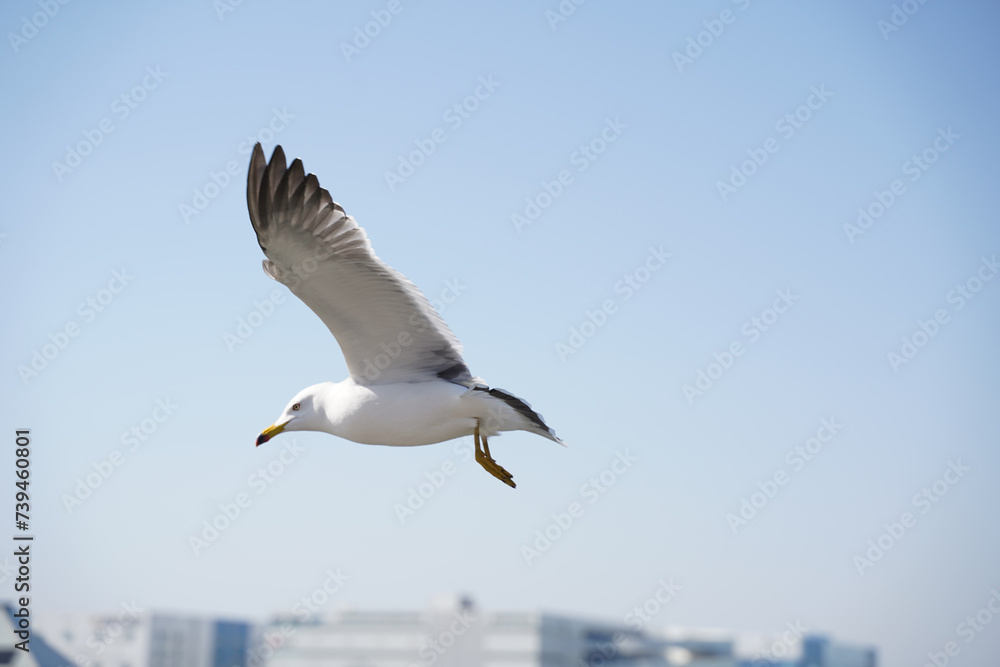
<box><xmin>292</xmin><ymin>403</ymin><xmax>301</xmax><ymax>411</ymax></box>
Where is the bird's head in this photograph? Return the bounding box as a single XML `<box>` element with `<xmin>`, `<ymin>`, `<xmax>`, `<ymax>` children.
<box><xmin>256</xmin><ymin>386</ymin><xmax>325</xmax><ymax>446</ymax></box>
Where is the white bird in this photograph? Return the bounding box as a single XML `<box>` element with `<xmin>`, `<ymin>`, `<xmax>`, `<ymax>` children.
<box><xmin>247</xmin><ymin>144</ymin><xmax>562</xmax><ymax>487</ymax></box>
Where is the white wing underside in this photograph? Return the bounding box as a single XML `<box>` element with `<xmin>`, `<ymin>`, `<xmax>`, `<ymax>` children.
<box><xmin>246</xmin><ymin>144</ymin><xmax>477</xmax><ymax>387</ymax></box>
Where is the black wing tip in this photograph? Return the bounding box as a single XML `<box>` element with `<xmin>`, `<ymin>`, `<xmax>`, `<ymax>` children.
<box><xmin>250</xmin><ymin>144</ymin><xmax>288</xmax><ymax>184</ymax></box>
<box><xmin>249</xmin><ymin>142</ymin><xmax>287</xmax><ymax>168</ymax></box>
<box><xmin>270</xmin><ymin>144</ymin><xmax>286</xmax><ymax>167</ymax></box>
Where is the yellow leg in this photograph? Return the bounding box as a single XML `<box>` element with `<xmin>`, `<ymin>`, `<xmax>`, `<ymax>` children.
<box><xmin>475</xmin><ymin>421</ymin><xmax>516</xmax><ymax>488</ymax></box>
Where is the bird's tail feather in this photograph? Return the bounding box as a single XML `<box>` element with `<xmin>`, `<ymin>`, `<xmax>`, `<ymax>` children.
<box><xmin>473</xmin><ymin>385</ymin><xmax>564</xmax><ymax>446</ymax></box>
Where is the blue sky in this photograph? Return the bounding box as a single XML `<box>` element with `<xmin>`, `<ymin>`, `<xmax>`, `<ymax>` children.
<box><xmin>3</xmin><ymin>1</ymin><xmax>999</xmax><ymax>666</ymax></box>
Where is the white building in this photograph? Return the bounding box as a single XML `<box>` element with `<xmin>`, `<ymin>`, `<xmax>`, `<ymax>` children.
<box><xmin>261</xmin><ymin>595</ymin><xmax>729</xmax><ymax>667</ymax></box>
<box><xmin>33</xmin><ymin>608</ymin><xmax>253</xmax><ymax>667</ymax></box>
<box><xmin>33</xmin><ymin>607</ymin><xmax>148</xmax><ymax>667</ymax></box>
<box><xmin>2</xmin><ymin>602</ymin><xmax>76</xmax><ymax>666</ymax></box>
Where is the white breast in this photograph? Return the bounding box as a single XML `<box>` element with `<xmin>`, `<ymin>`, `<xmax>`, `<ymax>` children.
<box><xmin>325</xmin><ymin>379</ymin><xmax>478</xmax><ymax>447</ymax></box>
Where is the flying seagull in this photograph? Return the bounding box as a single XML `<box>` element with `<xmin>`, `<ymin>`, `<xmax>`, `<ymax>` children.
<box><xmin>247</xmin><ymin>144</ymin><xmax>562</xmax><ymax>488</ymax></box>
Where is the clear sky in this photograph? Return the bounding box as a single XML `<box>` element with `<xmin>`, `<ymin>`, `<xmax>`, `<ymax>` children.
<box><xmin>3</xmin><ymin>1</ymin><xmax>999</xmax><ymax>666</ymax></box>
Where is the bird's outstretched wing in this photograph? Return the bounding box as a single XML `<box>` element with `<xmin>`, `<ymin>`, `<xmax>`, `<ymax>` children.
<box><xmin>246</xmin><ymin>144</ymin><xmax>476</xmax><ymax>387</ymax></box>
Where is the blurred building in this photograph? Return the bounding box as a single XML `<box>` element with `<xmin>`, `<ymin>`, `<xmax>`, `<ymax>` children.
<box><xmin>32</xmin><ymin>608</ymin><xmax>253</xmax><ymax>667</ymax></box>
<box><xmin>261</xmin><ymin>595</ymin><xmax>738</xmax><ymax>667</ymax></box>
<box><xmin>28</xmin><ymin>598</ymin><xmax>877</xmax><ymax>667</ymax></box>
<box><xmin>652</xmin><ymin>629</ymin><xmax>737</xmax><ymax>667</ymax></box>
<box><xmin>2</xmin><ymin>603</ymin><xmax>74</xmax><ymax>666</ymax></box>
<box><xmin>737</xmin><ymin>633</ymin><xmax>877</xmax><ymax>667</ymax></box>
<box><xmin>798</xmin><ymin>635</ymin><xmax>876</xmax><ymax>667</ymax></box>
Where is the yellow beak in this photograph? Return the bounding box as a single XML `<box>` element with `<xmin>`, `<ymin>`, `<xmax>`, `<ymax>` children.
<box><xmin>256</xmin><ymin>421</ymin><xmax>287</xmax><ymax>447</ymax></box>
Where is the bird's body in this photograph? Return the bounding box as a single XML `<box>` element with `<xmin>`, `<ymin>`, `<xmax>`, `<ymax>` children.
<box><xmin>288</xmin><ymin>379</ymin><xmax>557</xmax><ymax>448</ymax></box>
<box><xmin>245</xmin><ymin>143</ymin><xmax>562</xmax><ymax>487</ymax></box>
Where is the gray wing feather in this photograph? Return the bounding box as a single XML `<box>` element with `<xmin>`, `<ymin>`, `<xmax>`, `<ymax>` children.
<box><xmin>246</xmin><ymin>144</ymin><xmax>474</xmax><ymax>386</ymax></box>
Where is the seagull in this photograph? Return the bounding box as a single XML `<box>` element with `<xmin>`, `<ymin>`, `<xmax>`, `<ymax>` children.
<box><xmin>247</xmin><ymin>144</ymin><xmax>562</xmax><ymax>488</ymax></box>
